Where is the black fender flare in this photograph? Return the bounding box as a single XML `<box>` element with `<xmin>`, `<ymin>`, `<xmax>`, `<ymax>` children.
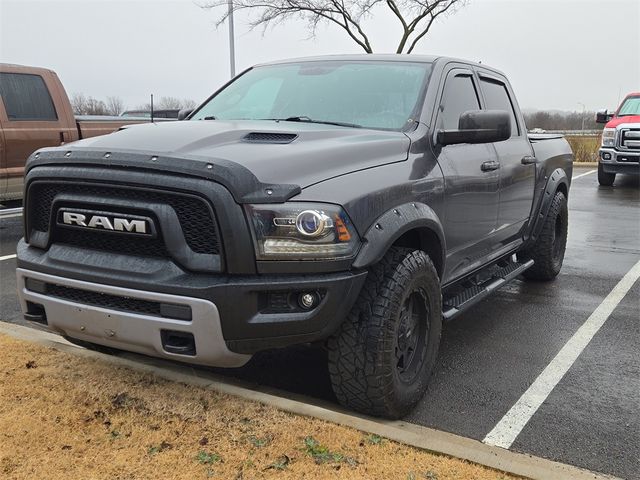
<box><xmin>529</xmin><ymin>167</ymin><xmax>570</xmax><ymax>243</ymax></box>
<box><xmin>352</xmin><ymin>202</ymin><xmax>445</xmax><ymax>270</ymax></box>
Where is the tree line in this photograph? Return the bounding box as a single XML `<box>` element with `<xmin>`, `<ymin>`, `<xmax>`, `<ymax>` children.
<box><xmin>71</xmin><ymin>94</ymin><xmax>196</xmax><ymax>116</ymax></box>
<box><xmin>523</xmin><ymin>110</ymin><xmax>603</xmax><ymax>132</ymax></box>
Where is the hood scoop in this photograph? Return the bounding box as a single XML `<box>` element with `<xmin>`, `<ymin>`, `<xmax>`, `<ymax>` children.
<box><xmin>243</xmin><ymin>132</ymin><xmax>298</xmax><ymax>144</ymax></box>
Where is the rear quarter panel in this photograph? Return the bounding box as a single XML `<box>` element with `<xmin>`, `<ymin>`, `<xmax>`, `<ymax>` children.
<box><xmin>527</xmin><ymin>134</ymin><xmax>573</xmax><ymax>240</ymax></box>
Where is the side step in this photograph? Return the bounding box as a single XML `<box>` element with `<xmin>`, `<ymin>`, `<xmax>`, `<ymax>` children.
<box><xmin>442</xmin><ymin>258</ymin><xmax>534</xmax><ymax>321</ymax></box>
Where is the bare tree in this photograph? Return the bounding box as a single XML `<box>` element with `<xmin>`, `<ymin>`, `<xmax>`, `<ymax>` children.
<box><xmin>84</xmin><ymin>97</ymin><xmax>108</xmax><ymax>115</ymax></box>
<box><xmin>137</xmin><ymin>97</ymin><xmax>197</xmax><ymax>110</ymax></box>
<box><xmin>71</xmin><ymin>93</ymin><xmax>110</xmax><ymax>115</ymax></box>
<box><xmin>181</xmin><ymin>99</ymin><xmax>197</xmax><ymax>109</ymax></box>
<box><xmin>106</xmin><ymin>96</ymin><xmax>125</xmax><ymax>116</ymax></box>
<box><xmin>157</xmin><ymin>96</ymin><xmax>183</xmax><ymax>110</ymax></box>
<box><xmin>71</xmin><ymin>93</ymin><xmax>88</xmax><ymax>115</ymax></box>
<box><xmin>202</xmin><ymin>0</ymin><xmax>465</xmax><ymax>53</ymax></box>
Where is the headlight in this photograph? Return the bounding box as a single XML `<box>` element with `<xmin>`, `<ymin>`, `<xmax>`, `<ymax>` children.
<box><xmin>246</xmin><ymin>203</ymin><xmax>359</xmax><ymax>260</ymax></box>
<box><xmin>601</xmin><ymin>128</ymin><xmax>616</xmax><ymax>147</ymax></box>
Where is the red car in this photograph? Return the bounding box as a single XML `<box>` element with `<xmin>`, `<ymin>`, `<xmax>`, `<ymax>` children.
<box><xmin>596</xmin><ymin>92</ymin><xmax>640</xmax><ymax>186</ymax></box>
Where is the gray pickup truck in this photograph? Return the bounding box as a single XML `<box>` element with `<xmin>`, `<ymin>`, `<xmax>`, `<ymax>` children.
<box><xmin>17</xmin><ymin>55</ymin><xmax>573</xmax><ymax>418</ymax></box>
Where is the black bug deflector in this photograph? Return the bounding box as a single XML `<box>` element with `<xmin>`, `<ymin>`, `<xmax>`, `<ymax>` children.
<box><xmin>26</xmin><ymin>148</ymin><xmax>302</xmax><ymax>204</ymax></box>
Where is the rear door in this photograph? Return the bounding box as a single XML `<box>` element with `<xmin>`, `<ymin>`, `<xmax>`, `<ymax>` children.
<box><xmin>434</xmin><ymin>67</ymin><xmax>500</xmax><ymax>283</ymax></box>
<box><xmin>477</xmin><ymin>71</ymin><xmax>535</xmax><ymax>243</ymax></box>
<box><xmin>0</xmin><ymin>71</ymin><xmax>66</xmax><ymax>200</ymax></box>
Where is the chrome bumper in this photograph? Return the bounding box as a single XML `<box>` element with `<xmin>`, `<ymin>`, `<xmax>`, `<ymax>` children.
<box><xmin>16</xmin><ymin>268</ymin><xmax>251</xmax><ymax>368</ymax></box>
<box><xmin>599</xmin><ymin>148</ymin><xmax>640</xmax><ymax>175</ymax></box>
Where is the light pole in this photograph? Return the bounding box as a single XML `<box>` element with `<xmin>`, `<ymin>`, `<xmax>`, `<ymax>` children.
<box><xmin>578</xmin><ymin>102</ymin><xmax>586</xmax><ymax>133</ymax></box>
<box><xmin>228</xmin><ymin>0</ymin><xmax>236</xmax><ymax>78</ymax></box>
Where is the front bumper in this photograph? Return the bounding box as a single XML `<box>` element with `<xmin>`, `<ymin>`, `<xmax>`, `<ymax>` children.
<box><xmin>17</xmin><ymin>268</ymin><xmax>250</xmax><ymax>367</ymax></box>
<box><xmin>599</xmin><ymin>148</ymin><xmax>640</xmax><ymax>175</ymax></box>
<box><xmin>17</xmin><ymin>241</ymin><xmax>367</xmax><ymax>362</ymax></box>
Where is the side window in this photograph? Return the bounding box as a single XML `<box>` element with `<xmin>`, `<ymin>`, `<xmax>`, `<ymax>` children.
<box><xmin>438</xmin><ymin>73</ymin><xmax>480</xmax><ymax>130</ymax></box>
<box><xmin>0</xmin><ymin>72</ymin><xmax>58</xmax><ymax>121</ymax></box>
<box><xmin>479</xmin><ymin>77</ymin><xmax>519</xmax><ymax>136</ymax></box>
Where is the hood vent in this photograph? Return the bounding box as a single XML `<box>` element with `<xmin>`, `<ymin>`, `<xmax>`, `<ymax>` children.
<box><xmin>243</xmin><ymin>132</ymin><xmax>298</xmax><ymax>144</ymax></box>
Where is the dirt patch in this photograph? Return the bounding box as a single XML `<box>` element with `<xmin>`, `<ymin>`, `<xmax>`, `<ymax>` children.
<box><xmin>0</xmin><ymin>334</ymin><xmax>517</xmax><ymax>479</ymax></box>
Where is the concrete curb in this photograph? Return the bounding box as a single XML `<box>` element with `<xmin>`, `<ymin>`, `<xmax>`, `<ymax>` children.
<box><xmin>574</xmin><ymin>162</ymin><xmax>599</xmax><ymax>167</ymax></box>
<box><xmin>0</xmin><ymin>322</ymin><xmax>619</xmax><ymax>480</ymax></box>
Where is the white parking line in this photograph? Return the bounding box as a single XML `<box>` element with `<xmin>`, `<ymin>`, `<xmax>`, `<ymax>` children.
<box><xmin>0</xmin><ymin>213</ymin><xmax>22</xmax><ymax>220</ymax></box>
<box><xmin>573</xmin><ymin>169</ymin><xmax>596</xmax><ymax>180</ymax></box>
<box><xmin>483</xmin><ymin>259</ymin><xmax>640</xmax><ymax>449</ymax></box>
<box><xmin>0</xmin><ymin>254</ymin><xmax>17</xmax><ymax>261</ymax></box>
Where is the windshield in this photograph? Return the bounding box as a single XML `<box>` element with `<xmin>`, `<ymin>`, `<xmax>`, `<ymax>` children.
<box><xmin>618</xmin><ymin>96</ymin><xmax>640</xmax><ymax>116</ymax></box>
<box><xmin>191</xmin><ymin>61</ymin><xmax>432</xmax><ymax>131</ymax></box>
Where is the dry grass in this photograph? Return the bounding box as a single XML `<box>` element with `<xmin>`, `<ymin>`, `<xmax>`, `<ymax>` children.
<box><xmin>0</xmin><ymin>333</ymin><xmax>517</xmax><ymax>480</ymax></box>
<box><xmin>565</xmin><ymin>135</ymin><xmax>601</xmax><ymax>163</ymax></box>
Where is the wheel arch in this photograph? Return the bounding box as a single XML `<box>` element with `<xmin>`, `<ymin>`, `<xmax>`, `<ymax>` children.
<box><xmin>529</xmin><ymin>167</ymin><xmax>569</xmax><ymax>243</ymax></box>
<box><xmin>352</xmin><ymin>202</ymin><xmax>445</xmax><ymax>279</ymax></box>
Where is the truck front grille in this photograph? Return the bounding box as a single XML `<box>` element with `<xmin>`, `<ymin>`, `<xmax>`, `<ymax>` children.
<box><xmin>28</xmin><ymin>182</ymin><xmax>221</xmax><ymax>258</ymax></box>
<box><xmin>619</xmin><ymin>128</ymin><xmax>640</xmax><ymax>151</ymax></box>
<box><xmin>54</xmin><ymin>228</ymin><xmax>169</xmax><ymax>257</ymax></box>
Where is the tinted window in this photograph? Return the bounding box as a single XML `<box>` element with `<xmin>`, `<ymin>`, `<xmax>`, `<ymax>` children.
<box><xmin>438</xmin><ymin>73</ymin><xmax>479</xmax><ymax>130</ymax></box>
<box><xmin>0</xmin><ymin>73</ymin><xmax>58</xmax><ymax>121</ymax></box>
<box><xmin>480</xmin><ymin>78</ymin><xmax>519</xmax><ymax>136</ymax></box>
<box><xmin>192</xmin><ymin>61</ymin><xmax>432</xmax><ymax>131</ymax></box>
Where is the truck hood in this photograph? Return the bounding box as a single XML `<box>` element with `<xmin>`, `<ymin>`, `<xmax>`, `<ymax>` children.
<box><xmin>606</xmin><ymin>115</ymin><xmax>640</xmax><ymax>128</ymax></box>
<box><xmin>70</xmin><ymin>120</ymin><xmax>410</xmax><ymax>189</ymax></box>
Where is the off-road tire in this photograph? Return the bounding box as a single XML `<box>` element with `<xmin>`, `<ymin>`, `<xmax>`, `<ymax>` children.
<box><xmin>598</xmin><ymin>162</ymin><xmax>616</xmax><ymax>186</ymax></box>
<box><xmin>327</xmin><ymin>247</ymin><xmax>442</xmax><ymax>419</ymax></box>
<box><xmin>518</xmin><ymin>191</ymin><xmax>568</xmax><ymax>281</ymax></box>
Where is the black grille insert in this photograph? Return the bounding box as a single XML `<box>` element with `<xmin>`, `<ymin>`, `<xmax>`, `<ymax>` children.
<box><xmin>36</xmin><ymin>282</ymin><xmax>191</xmax><ymax>321</ymax></box>
<box><xmin>28</xmin><ymin>182</ymin><xmax>220</xmax><ymax>256</ymax></box>
<box><xmin>55</xmin><ymin>228</ymin><xmax>168</xmax><ymax>257</ymax></box>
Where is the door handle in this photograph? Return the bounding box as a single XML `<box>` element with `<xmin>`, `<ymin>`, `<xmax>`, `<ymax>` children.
<box><xmin>521</xmin><ymin>155</ymin><xmax>538</xmax><ymax>165</ymax></box>
<box><xmin>481</xmin><ymin>160</ymin><xmax>500</xmax><ymax>172</ymax></box>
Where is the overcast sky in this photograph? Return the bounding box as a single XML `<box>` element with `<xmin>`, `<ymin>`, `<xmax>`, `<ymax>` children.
<box><xmin>1</xmin><ymin>0</ymin><xmax>638</xmax><ymax>112</ymax></box>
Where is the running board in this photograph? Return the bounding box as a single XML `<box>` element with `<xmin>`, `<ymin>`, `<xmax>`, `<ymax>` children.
<box><xmin>442</xmin><ymin>259</ymin><xmax>534</xmax><ymax>321</ymax></box>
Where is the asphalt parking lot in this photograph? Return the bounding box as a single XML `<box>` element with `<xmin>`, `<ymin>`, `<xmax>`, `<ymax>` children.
<box><xmin>1</xmin><ymin>167</ymin><xmax>638</xmax><ymax>479</ymax></box>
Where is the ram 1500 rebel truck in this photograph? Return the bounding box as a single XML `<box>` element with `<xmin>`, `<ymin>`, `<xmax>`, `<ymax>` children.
<box><xmin>596</xmin><ymin>92</ymin><xmax>640</xmax><ymax>186</ymax></box>
<box><xmin>0</xmin><ymin>63</ymin><xmax>156</xmax><ymax>201</ymax></box>
<box><xmin>17</xmin><ymin>55</ymin><xmax>573</xmax><ymax>418</ymax></box>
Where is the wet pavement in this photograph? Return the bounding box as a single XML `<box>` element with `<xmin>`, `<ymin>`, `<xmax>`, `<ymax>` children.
<box><xmin>1</xmin><ymin>167</ymin><xmax>638</xmax><ymax>479</ymax></box>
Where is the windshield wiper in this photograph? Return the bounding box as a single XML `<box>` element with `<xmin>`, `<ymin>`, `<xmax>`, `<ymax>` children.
<box><xmin>263</xmin><ymin>116</ymin><xmax>362</xmax><ymax>129</ymax></box>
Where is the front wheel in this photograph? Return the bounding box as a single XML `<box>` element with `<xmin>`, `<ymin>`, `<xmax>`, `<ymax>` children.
<box><xmin>518</xmin><ymin>190</ymin><xmax>568</xmax><ymax>281</ymax></box>
<box><xmin>598</xmin><ymin>162</ymin><xmax>616</xmax><ymax>186</ymax></box>
<box><xmin>327</xmin><ymin>247</ymin><xmax>442</xmax><ymax>419</ymax></box>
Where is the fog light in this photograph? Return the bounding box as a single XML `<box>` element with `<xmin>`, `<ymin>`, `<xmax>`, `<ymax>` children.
<box><xmin>602</xmin><ymin>152</ymin><xmax>612</xmax><ymax>160</ymax></box>
<box><xmin>298</xmin><ymin>292</ymin><xmax>318</xmax><ymax>310</ymax></box>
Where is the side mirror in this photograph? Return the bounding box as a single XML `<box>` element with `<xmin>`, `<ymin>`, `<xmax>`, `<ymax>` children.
<box><xmin>178</xmin><ymin>108</ymin><xmax>194</xmax><ymax>121</ymax></box>
<box><xmin>595</xmin><ymin>109</ymin><xmax>614</xmax><ymax>124</ymax></box>
<box><xmin>437</xmin><ymin>110</ymin><xmax>511</xmax><ymax>146</ymax></box>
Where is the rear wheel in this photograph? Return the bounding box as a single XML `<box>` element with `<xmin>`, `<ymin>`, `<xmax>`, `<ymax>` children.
<box><xmin>598</xmin><ymin>162</ymin><xmax>616</xmax><ymax>186</ymax></box>
<box><xmin>518</xmin><ymin>190</ymin><xmax>568</xmax><ymax>281</ymax></box>
<box><xmin>328</xmin><ymin>247</ymin><xmax>442</xmax><ymax>419</ymax></box>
